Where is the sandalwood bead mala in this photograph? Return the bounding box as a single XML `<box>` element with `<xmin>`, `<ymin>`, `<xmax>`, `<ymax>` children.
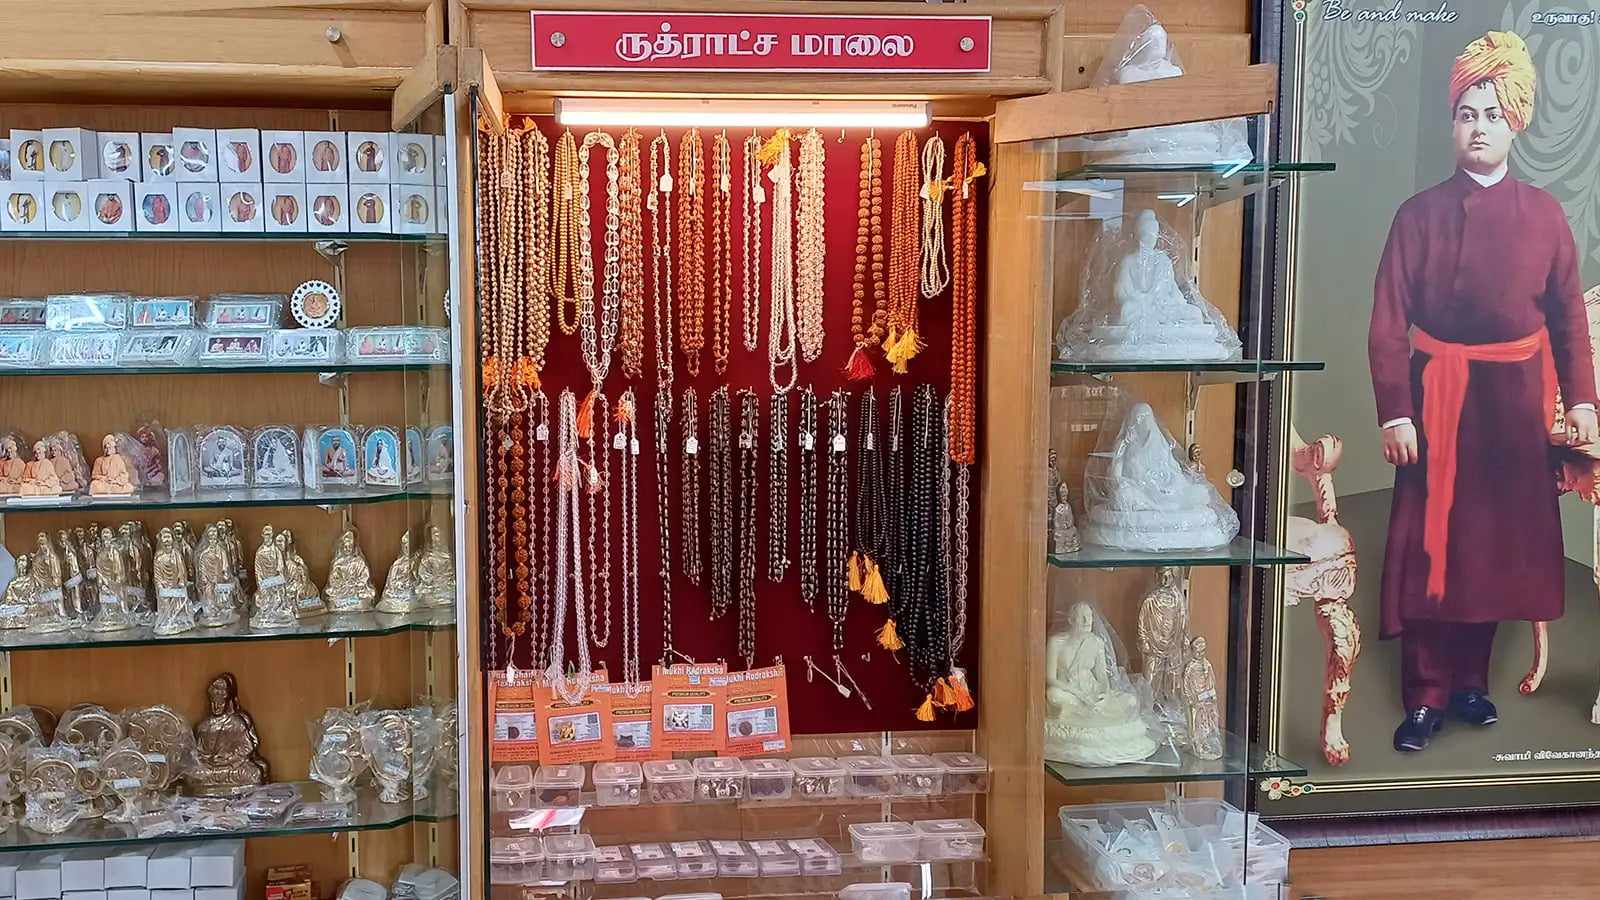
<box><xmin>948</xmin><ymin>132</ymin><xmax>986</xmax><ymax>466</ymax></box>
<box><xmin>676</xmin><ymin>128</ymin><xmax>707</xmax><ymax>376</ymax></box>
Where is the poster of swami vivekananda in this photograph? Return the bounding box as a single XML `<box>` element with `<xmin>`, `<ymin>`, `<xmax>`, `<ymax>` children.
<box><xmin>1266</xmin><ymin>1</ymin><xmax>1600</xmax><ymax>816</ymax></box>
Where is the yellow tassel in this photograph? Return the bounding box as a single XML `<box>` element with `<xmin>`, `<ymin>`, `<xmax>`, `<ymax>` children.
<box><xmin>755</xmin><ymin>129</ymin><xmax>791</xmax><ymax>165</ymax></box>
<box><xmin>881</xmin><ymin>326</ymin><xmax>900</xmax><ymax>356</ymax></box>
<box><xmin>889</xmin><ymin>326</ymin><xmax>923</xmax><ymax>374</ymax></box>
<box><xmin>877</xmin><ymin>618</ymin><xmax>904</xmax><ymax>651</ymax></box>
<box><xmin>915</xmin><ymin>694</ymin><xmax>937</xmax><ymax>722</ymax></box>
<box><xmin>949</xmin><ymin>668</ymin><xmax>975</xmax><ymax>712</ymax></box>
<box><xmin>847</xmin><ymin>552</ymin><xmax>864</xmax><ymax>592</ymax></box>
<box><xmin>861</xmin><ymin>560</ymin><xmax>890</xmax><ymax>604</ymax></box>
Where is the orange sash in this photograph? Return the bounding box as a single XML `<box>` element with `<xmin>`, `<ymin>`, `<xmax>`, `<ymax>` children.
<box><xmin>1414</xmin><ymin>327</ymin><xmax>1556</xmax><ymax>600</ymax></box>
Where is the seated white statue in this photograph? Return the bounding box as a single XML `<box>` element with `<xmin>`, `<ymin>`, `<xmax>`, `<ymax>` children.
<box><xmin>1082</xmin><ymin>402</ymin><xmax>1239</xmax><ymax>551</ymax></box>
<box><xmin>1058</xmin><ymin>210</ymin><xmax>1238</xmax><ymax>362</ymax></box>
<box><xmin>1044</xmin><ymin>602</ymin><xmax>1160</xmax><ymax>767</ymax></box>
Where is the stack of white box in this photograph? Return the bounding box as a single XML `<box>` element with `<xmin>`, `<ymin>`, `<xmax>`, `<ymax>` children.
<box><xmin>4</xmin><ymin>842</ymin><xmax>244</xmax><ymax>900</ymax></box>
<box><xmin>0</xmin><ymin>126</ymin><xmax>447</xmax><ymax>236</ymax></box>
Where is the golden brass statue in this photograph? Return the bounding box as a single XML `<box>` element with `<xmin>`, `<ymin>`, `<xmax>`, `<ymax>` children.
<box><xmin>325</xmin><ymin>526</ymin><xmax>376</xmax><ymax>613</ymax></box>
<box><xmin>184</xmin><ymin>673</ymin><xmax>269</xmax><ymax>797</ymax></box>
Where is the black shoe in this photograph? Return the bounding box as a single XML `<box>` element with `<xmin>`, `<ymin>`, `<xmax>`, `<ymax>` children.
<box><xmin>1394</xmin><ymin>706</ymin><xmax>1443</xmax><ymax>752</ymax></box>
<box><xmin>1450</xmin><ymin>691</ymin><xmax>1499</xmax><ymax>726</ymax></box>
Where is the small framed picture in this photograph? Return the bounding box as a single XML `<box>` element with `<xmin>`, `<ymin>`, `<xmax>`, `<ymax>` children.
<box><xmin>362</xmin><ymin>426</ymin><xmax>402</xmax><ymax>488</ymax></box>
<box><xmin>196</xmin><ymin>425</ymin><xmax>247</xmax><ymax>491</ymax></box>
<box><xmin>312</xmin><ymin>426</ymin><xmax>360</xmax><ymax>489</ymax></box>
<box><xmin>0</xmin><ymin>331</ymin><xmax>41</xmax><ymax>368</ymax></box>
<box><xmin>131</xmin><ymin>297</ymin><xmax>197</xmax><ymax>329</ymax></box>
<box><xmin>46</xmin><ymin>332</ymin><xmax>119</xmax><ymax>368</ymax></box>
<box><xmin>426</xmin><ymin>425</ymin><xmax>453</xmax><ymax>484</ymax></box>
<box><xmin>199</xmin><ymin>332</ymin><xmax>268</xmax><ymax>365</ymax></box>
<box><xmin>46</xmin><ymin>293</ymin><xmax>128</xmax><ymax>331</ymax></box>
<box><xmin>119</xmin><ymin>330</ymin><xmax>198</xmax><ymax>366</ymax></box>
<box><xmin>250</xmin><ymin>425</ymin><xmax>301</xmax><ymax>488</ymax></box>
<box><xmin>404</xmin><ymin>426</ymin><xmax>425</xmax><ymax>485</ymax></box>
<box><xmin>167</xmin><ymin>428</ymin><xmax>195</xmax><ymax>495</ymax></box>
<box><xmin>268</xmin><ymin>328</ymin><xmax>341</xmax><ymax>365</ymax></box>
<box><xmin>0</xmin><ymin>300</ymin><xmax>46</xmax><ymax>328</ymax></box>
<box><xmin>204</xmin><ymin>294</ymin><xmax>284</xmax><ymax>329</ymax></box>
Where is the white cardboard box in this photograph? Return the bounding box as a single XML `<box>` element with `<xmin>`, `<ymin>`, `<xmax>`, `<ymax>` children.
<box><xmin>107</xmin><ymin>892</ymin><xmax>148</xmax><ymax>900</ymax></box>
<box><xmin>304</xmin><ymin>131</ymin><xmax>347</xmax><ymax>183</ymax></box>
<box><xmin>220</xmin><ymin>183</ymin><xmax>264</xmax><ymax>233</ymax></box>
<box><xmin>172</xmin><ymin>127</ymin><xmax>217</xmax><ymax>182</ymax></box>
<box><xmin>140</xmin><ymin>133</ymin><xmax>177</xmax><ymax>182</ymax></box>
<box><xmin>145</xmin><ymin>848</ymin><xmax>190</xmax><ymax>890</ymax></box>
<box><xmin>177</xmin><ymin>183</ymin><xmax>222</xmax><ymax>232</ymax></box>
<box><xmin>149</xmin><ymin>892</ymin><xmax>190</xmax><ymax>900</ymax></box>
<box><xmin>347</xmin><ymin>132</ymin><xmax>392</xmax><ymax>183</ymax></box>
<box><xmin>42</xmin><ymin>127</ymin><xmax>96</xmax><ymax>180</ymax></box>
<box><xmin>96</xmin><ymin>132</ymin><xmax>139</xmax><ymax>180</ymax></box>
<box><xmin>264</xmin><ymin>184</ymin><xmax>305</xmax><ymax>232</ymax></box>
<box><xmin>17</xmin><ymin>855</ymin><xmax>64</xmax><ymax>900</ymax></box>
<box><xmin>191</xmin><ymin>888</ymin><xmax>235</xmax><ymax>900</ymax></box>
<box><xmin>215</xmin><ymin>128</ymin><xmax>261</xmax><ymax>181</ymax></box>
<box><xmin>262</xmin><ymin>131</ymin><xmax>305</xmax><ymax>183</ymax></box>
<box><xmin>392</xmin><ymin>184</ymin><xmax>434</xmax><ymax>235</ymax></box>
<box><xmin>305</xmin><ymin>184</ymin><xmax>349</xmax><ymax>233</ymax></box>
<box><xmin>0</xmin><ymin>859</ymin><xmax>19</xmax><ymax>898</ymax></box>
<box><xmin>187</xmin><ymin>844</ymin><xmax>241</xmax><ymax>889</ymax></box>
<box><xmin>2</xmin><ymin>183</ymin><xmax>46</xmax><ymax>232</ymax></box>
<box><xmin>104</xmin><ymin>852</ymin><xmax>150</xmax><ymax>889</ymax></box>
<box><xmin>63</xmin><ymin>892</ymin><xmax>105</xmax><ymax>900</ymax></box>
<box><xmin>349</xmin><ymin>185</ymin><xmax>390</xmax><ymax>233</ymax></box>
<box><xmin>87</xmin><ymin>180</ymin><xmax>135</xmax><ymax>232</ymax></box>
<box><xmin>43</xmin><ymin>182</ymin><xmax>90</xmax><ymax>231</ymax></box>
<box><xmin>10</xmin><ymin>130</ymin><xmax>45</xmax><ymax>180</ymax></box>
<box><xmin>60</xmin><ymin>855</ymin><xmax>104</xmax><ymax>892</ymax></box>
<box><xmin>393</xmin><ymin>133</ymin><xmax>433</xmax><ymax>185</ymax></box>
<box><xmin>134</xmin><ymin>183</ymin><xmax>179</xmax><ymax>233</ymax></box>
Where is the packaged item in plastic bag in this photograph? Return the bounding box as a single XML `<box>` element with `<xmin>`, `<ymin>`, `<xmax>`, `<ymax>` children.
<box><xmin>1055</xmin><ymin>210</ymin><xmax>1240</xmax><ymax>364</ymax></box>
<box><xmin>360</xmin><ymin>709</ymin><xmax>413</xmax><ymax>803</ymax></box>
<box><xmin>46</xmin><ymin>292</ymin><xmax>130</xmax><ymax>331</ymax></box>
<box><xmin>204</xmin><ymin>293</ymin><xmax>285</xmax><ymax>329</ymax></box>
<box><xmin>1079</xmin><ymin>398</ymin><xmax>1238</xmax><ymax>551</ymax></box>
<box><xmin>1043</xmin><ymin>599</ymin><xmax>1161</xmax><ymax>768</ymax></box>
<box><xmin>309</xmin><ymin>705</ymin><xmax>368</xmax><ymax>802</ymax></box>
<box><xmin>120</xmin><ymin>329</ymin><xmax>201</xmax><ymax>367</ymax></box>
<box><xmin>0</xmin><ymin>328</ymin><xmax>43</xmax><ymax>368</ymax></box>
<box><xmin>22</xmin><ymin>745</ymin><xmax>89</xmax><ymax>833</ymax></box>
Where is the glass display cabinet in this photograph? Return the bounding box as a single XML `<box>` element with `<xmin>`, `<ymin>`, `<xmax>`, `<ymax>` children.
<box><xmin>0</xmin><ymin>80</ymin><xmax>464</xmax><ymax>894</ymax></box>
<box><xmin>980</xmin><ymin>64</ymin><xmax>1334</xmax><ymax>897</ymax></box>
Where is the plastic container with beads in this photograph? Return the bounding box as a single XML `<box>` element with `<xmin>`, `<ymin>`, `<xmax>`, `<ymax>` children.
<box><xmin>594</xmin><ymin>845</ymin><xmax>637</xmax><ymax>885</ymax></box>
<box><xmin>627</xmin><ymin>842</ymin><xmax>677</xmax><ymax>881</ymax></box>
<box><xmin>743</xmin><ymin>758</ymin><xmax>793</xmax><ymax>800</ymax></box>
<box><xmin>642</xmin><ymin>759</ymin><xmax>696</xmax><ymax>804</ymax></box>
<box><xmin>932</xmin><ymin>751</ymin><xmax>990</xmax><ymax>794</ymax></box>
<box><xmin>840</xmin><ymin>755</ymin><xmax>898</xmax><ymax>798</ymax></box>
<box><xmin>890</xmin><ymin>754</ymin><xmax>944</xmax><ymax>797</ymax></box>
<box><xmin>533</xmin><ymin>763</ymin><xmax>585</xmax><ymax>808</ymax></box>
<box><xmin>789</xmin><ymin>756</ymin><xmax>845</xmax><ymax>799</ymax></box>
<box><xmin>593</xmin><ymin>761</ymin><xmax>643</xmax><ymax>807</ymax></box>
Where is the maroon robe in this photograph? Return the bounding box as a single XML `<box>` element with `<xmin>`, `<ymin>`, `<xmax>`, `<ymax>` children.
<box><xmin>1369</xmin><ymin>169</ymin><xmax>1596</xmax><ymax>640</ymax></box>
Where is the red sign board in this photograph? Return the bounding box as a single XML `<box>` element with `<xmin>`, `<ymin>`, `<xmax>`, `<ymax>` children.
<box><xmin>530</xmin><ymin>11</ymin><xmax>992</xmax><ymax>74</ymax></box>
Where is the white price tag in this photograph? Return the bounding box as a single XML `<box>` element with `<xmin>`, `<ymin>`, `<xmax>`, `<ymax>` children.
<box><xmin>685</xmin><ymin>437</ymin><xmax>699</xmax><ymax>455</ymax></box>
<box><xmin>919</xmin><ymin>182</ymin><xmax>931</xmax><ymax>200</ymax></box>
<box><xmin>864</xmin><ymin>433</ymin><xmax>875</xmax><ymax>451</ymax></box>
<box><xmin>536</xmin><ymin>423</ymin><xmax>550</xmax><ymax>442</ymax></box>
<box><xmin>719</xmin><ymin>174</ymin><xmax>731</xmax><ymax>193</ymax></box>
<box><xmin>630</xmin><ymin>438</ymin><xmax>640</xmax><ymax>455</ymax></box>
<box><xmin>112</xmin><ymin>778</ymin><xmax>141</xmax><ymax>790</ymax></box>
<box><xmin>831</xmin><ymin>434</ymin><xmax>846</xmax><ymax>453</ymax></box>
<box><xmin>158</xmin><ymin>587</ymin><xmax>187</xmax><ymax>599</ymax></box>
<box><xmin>660</xmin><ymin>173</ymin><xmax>674</xmax><ymax>193</ymax></box>
<box><xmin>0</xmin><ymin>605</ymin><xmax>24</xmax><ymax>618</ymax></box>
<box><xmin>613</xmin><ymin>432</ymin><xmax>627</xmax><ymax>451</ymax></box>
<box><xmin>799</xmin><ymin>432</ymin><xmax>815</xmax><ymax>451</ymax></box>
<box><xmin>261</xmin><ymin>574</ymin><xmax>287</xmax><ymax>589</ymax></box>
<box><xmin>562</xmin><ymin>182</ymin><xmax>574</xmax><ymax>201</ymax></box>
<box><xmin>64</xmin><ymin>575</ymin><xmax>82</xmax><ymax>588</ymax></box>
<box><xmin>754</xmin><ymin>186</ymin><xmax>766</xmax><ymax>203</ymax></box>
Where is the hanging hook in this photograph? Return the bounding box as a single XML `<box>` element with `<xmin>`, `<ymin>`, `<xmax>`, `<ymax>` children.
<box><xmin>838</xmin><ymin>126</ymin><xmax>846</xmax><ymax>144</ymax></box>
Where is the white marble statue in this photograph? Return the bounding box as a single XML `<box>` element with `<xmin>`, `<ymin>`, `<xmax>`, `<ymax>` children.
<box><xmin>1044</xmin><ymin>601</ymin><xmax>1160</xmax><ymax>767</ymax></box>
<box><xmin>1057</xmin><ymin>210</ymin><xmax>1237</xmax><ymax>362</ymax></box>
<box><xmin>1082</xmin><ymin>402</ymin><xmax>1238</xmax><ymax>551</ymax></box>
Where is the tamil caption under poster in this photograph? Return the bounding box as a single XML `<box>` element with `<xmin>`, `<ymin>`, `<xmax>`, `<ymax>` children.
<box><xmin>1267</xmin><ymin>1</ymin><xmax>1600</xmax><ymax>816</ymax></box>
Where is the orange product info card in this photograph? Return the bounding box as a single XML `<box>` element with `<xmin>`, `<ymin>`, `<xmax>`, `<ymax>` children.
<box><xmin>536</xmin><ymin>674</ymin><xmax>616</xmax><ymax>765</ymax></box>
<box><xmin>652</xmin><ymin>663</ymin><xmax>728</xmax><ymax>753</ymax></box>
<box><xmin>717</xmin><ymin>666</ymin><xmax>792</xmax><ymax>756</ymax></box>
<box><xmin>605</xmin><ymin>682</ymin><xmax>666</xmax><ymax>761</ymax></box>
<box><xmin>488</xmin><ymin>669</ymin><xmax>541</xmax><ymax>763</ymax></box>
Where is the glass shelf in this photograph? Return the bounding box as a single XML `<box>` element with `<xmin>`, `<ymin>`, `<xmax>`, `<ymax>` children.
<box><xmin>1051</xmin><ymin>360</ymin><xmax>1325</xmax><ymax>383</ymax></box>
<box><xmin>0</xmin><ymin>362</ymin><xmax>449</xmax><ymax>378</ymax></box>
<box><xmin>0</xmin><ymin>783</ymin><xmax>429</xmax><ymax>852</ymax></box>
<box><xmin>0</xmin><ymin>607</ymin><xmax>454</xmax><ymax>652</ymax></box>
<box><xmin>1048</xmin><ymin>538</ymin><xmax>1308</xmax><ymax>569</ymax></box>
<box><xmin>0</xmin><ymin>486</ymin><xmax>450</xmax><ymax>514</ymax></box>
<box><xmin>0</xmin><ymin>232</ymin><xmax>443</xmax><ymax>244</ymax></box>
<box><xmin>1045</xmin><ymin>732</ymin><xmax>1305</xmax><ymax>787</ymax></box>
<box><xmin>1030</xmin><ymin>162</ymin><xmax>1335</xmax><ymax>213</ymax></box>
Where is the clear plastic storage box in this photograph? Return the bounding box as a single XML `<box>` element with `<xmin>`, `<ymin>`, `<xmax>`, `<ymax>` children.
<box><xmin>915</xmin><ymin>818</ymin><xmax>986</xmax><ymax>861</ymax></box>
<box><xmin>643</xmin><ymin>758</ymin><xmax>696</xmax><ymax>804</ymax></box>
<box><xmin>849</xmin><ymin>821</ymin><xmax>921</xmax><ymax>863</ymax></box>
<box><xmin>890</xmin><ymin>754</ymin><xmax>944</xmax><ymax>797</ymax></box>
<box><xmin>490</xmin><ymin>765</ymin><xmax>533</xmax><ymax>812</ymax></box>
<box><xmin>710</xmin><ymin>840</ymin><xmax>758</xmax><ymax>877</ymax></box>
<box><xmin>544</xmin><ymin>834</ymin><xmax>597</xmax><ymax>882</ymax></box>
<box><xmin>488</xmin><ymin>836</ymin><xmax>543</xmax><ymax>885</ymax></box>
<box><xmin>933</xmin><ymin>751</ymin><xmax>990</xmax><ymax>794</ymax></box>
<box><xmin>593</xmin><ymin>761</ymin><xmax>643</xmax><ymax>807</ymax></box>
<box><xmin>629</xmin><ymin>842</ymin><xmax>677</xmax><ymax>880</ymax></box>
<box><xmin>743</xmin><ymin>758</ymin><xmax>793</xmax><ymax>800</ymax></box>
<box><xmin>533</xmin><ymin>763</ymin><xmax>586</xmax><ymax>807</ymax></box>
<box><xmin>1056</xmin><ymin>799</ymin><xmax>1291</xmax><ymax>892</ymax></box>
<box><xmin>594</xmin><ymin>845</ymin><xmax>637</xmax><ymax>885</ymax></box>
<box><xmin>748</xmin><ymin>840</ymin><xmax>800</xmax><ymax>877</ymax></box>
<box><xmin>790</xmin><ymin>756</ymin><xmax>845</xmax><ymax>799</ymax></box>
<box><xmin>839</xmin><ymin>884</ymin><xmax>912</xmax><ymax>900</ymax></box>
<box><xmin>787</xmin><ymin>838</ymin><xmax>843</xmax><ymax>876</ymax></box>
<box><xmin>693</xmin><ymin>756</ymin><xmax>746</xmax><ymax>800</ymax></box>
<box><xmin>840</xmin><ymin>755</ymin><xmax>899</xmax><ymax>798</ymax></box>
<box><xmin>670</xmin><ymin>841</ymin><xmax>717</xmax><ymax>878</ymax></box>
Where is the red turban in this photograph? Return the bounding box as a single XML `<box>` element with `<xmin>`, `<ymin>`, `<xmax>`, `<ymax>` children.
<box><xmin>1450</xmin><ymin>30</ymin><xmax>1536</xmax><ymax>132</ymax></box>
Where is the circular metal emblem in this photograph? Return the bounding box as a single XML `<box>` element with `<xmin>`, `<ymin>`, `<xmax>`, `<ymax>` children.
<box><xmin>291</xmin><ymin>279</ymin><xmax>342</xmax><ymax>329</ymax></box>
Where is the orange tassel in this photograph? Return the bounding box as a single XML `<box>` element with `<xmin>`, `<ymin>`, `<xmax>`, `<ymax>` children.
<box><xmin>483</xmin><ymin>356</ymin><xmax>500</xmax><ymax>384</ymax></box>
<box><xmin>934</xmin><ymin>678</ymin><xmax>955</xmax><ymax>707</ymax></box>
<box><xmin>615</xmin><ymin>394</ymin><xmax>634</xmax><ymax>424</ymax></box>
<box><xmin>577</xmin><ymin>390</ymin><xmax>596</xmax><ymax>439</ymax></box>
<box><xmin>877</xmin><ymin>618</ymin><xmax>904</xmax><ymax>651</ymax></box>
<box><xmin>915</xmin><ymin>694</ymin><xmax>937</xmax><ymax>722</ymax></box>
<box><xmin>516</xmin><ymin>358</ymin><xmax>540</xmax><ymax>390</ymax></box>
<box><xmin>861</xmin><ymin>559</ymin><xmax>889</xmax><ymax>604</ymax></box>
<box><xmin>847</xmin><ymin>552</ymin><xmax>864</xmax><ymax>592</ymax></box>
<box><xmin>949</xmin><ymin>668</ymin><xmax>975</xmax><ymax>712</ymax></box>
<box><xmin>844</xmin><ymin>345</ymin><xmax>876</xmax><ymax>380</ymax></box>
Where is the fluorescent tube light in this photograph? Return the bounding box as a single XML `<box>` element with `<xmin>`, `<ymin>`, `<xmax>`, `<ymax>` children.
<box><xmin>553</xmin><ymin>98</ymin><xmax>931</xmax><ymax>129</ymax></box>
